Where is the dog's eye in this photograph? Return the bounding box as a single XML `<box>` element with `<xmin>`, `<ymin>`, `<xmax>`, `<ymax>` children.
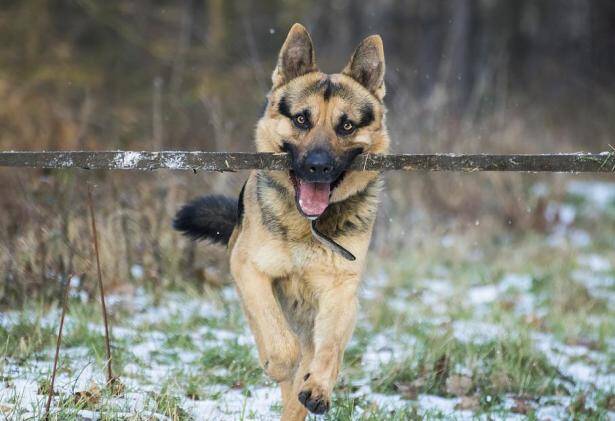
<box><xmin>292</xmin><ymin>114</ymin><xmax>310</xmax><ymax>130</ymax></box>
<box><xmin>337</xmin><ymin>120</ymin><xmax>356</xmax><ymax>136</ymax></box>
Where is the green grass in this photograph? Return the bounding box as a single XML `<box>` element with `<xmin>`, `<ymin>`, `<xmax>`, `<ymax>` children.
<box><xmin>149</xmin><ymin>385</ymin><xmax>193</xmax><ymax>420</ymax></box>
<box><xmin>198</xmin><ymin>340</ymin><xmax>264</xmax><ymax>387</ymax></box>
<box><xmin>0</xmin><ymin>310</ymin><xmax>57</xmax><ymax>360</ymax></box>
<box><xmin>370</xmin><ymin>333</ymin><xmax>567</xmax><ymax>399</ymax></box>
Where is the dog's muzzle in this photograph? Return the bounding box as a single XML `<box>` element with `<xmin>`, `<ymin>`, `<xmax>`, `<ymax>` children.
<box><xmin>282</xmin><ymin>142</ymin><xmax>360</xmax><ymax>261</ymax></box>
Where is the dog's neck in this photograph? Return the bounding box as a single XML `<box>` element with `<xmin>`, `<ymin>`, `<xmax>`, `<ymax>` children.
<box><xmin>255</xmin><ymin>171</ymin><xmax>381</xmax><ymax>241</ymax></box>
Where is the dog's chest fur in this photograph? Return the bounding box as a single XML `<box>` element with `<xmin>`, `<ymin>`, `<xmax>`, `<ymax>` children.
<box><xmin>272</xmin><ymin>275</ymin><xmax>318</xmax><ymax>343</ymax></box>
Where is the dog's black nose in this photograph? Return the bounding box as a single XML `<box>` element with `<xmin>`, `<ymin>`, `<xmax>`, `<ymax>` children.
<box><xmin>302</xmin><ymin>149</ymin><xmax>336</xmax><ymax>181</ymax></box>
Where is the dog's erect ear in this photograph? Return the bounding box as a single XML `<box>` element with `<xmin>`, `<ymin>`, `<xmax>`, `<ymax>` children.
<box><xmin>272</xmin><ymin>23</ymin><xmax>317</xmax><ymax>88</ymax></box>
<box><xmin>342</xmin><ymin>35</ymin><xmax>385</xmax><ymax>99</ymax></box>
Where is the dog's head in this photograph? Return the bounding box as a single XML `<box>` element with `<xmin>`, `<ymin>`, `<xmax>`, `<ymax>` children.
<box><xmin>256</xmin><ymin>23</ymin><xmax>389</xmax><ymax>219</ymax></box>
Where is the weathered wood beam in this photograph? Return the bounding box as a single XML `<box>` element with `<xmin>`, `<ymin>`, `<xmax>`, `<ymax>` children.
<box><xmin>0</xmin><ymin>151</ymin><xmax>613</xmax><ymax>173</ymax></box>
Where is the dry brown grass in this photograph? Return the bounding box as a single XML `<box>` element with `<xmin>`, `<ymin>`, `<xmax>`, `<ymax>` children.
<box><xmin>2</xmin><ymin>49</ymin><xmax>614</xmax><ymax>306</ymax></box>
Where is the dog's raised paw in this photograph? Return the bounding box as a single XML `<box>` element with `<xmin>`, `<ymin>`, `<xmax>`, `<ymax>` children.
<box><xmin>298</xmin><ymin>388</ymin><xmax>330</xmax><ymax>415</ymax></box>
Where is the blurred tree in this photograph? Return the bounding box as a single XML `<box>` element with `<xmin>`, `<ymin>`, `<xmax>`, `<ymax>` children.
<box><xmin>0</xmin><ymin>0</ymin><xmax>614</xmax><ymax>151</ymax></box>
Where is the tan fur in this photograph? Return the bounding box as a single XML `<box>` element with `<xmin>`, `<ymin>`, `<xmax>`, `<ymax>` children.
<box><xmin>228</xmin><ymin>23</ymin><xmax>390</xmax><ymax>420</ymax></box>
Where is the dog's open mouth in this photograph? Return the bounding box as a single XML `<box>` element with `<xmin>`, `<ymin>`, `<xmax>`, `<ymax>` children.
<box><xmin>289</xmin><ymin>172</ymin><xmax>345</xmax><ymax>218</ymax></box>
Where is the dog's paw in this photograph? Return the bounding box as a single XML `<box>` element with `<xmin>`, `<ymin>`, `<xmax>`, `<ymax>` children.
<box><xmin>297</xmin><ymin>376</ymin><xmax>330</xmax><ymax>415</ymax></box>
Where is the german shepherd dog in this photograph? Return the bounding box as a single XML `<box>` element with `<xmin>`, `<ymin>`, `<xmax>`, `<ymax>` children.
<box><xmin>174</xmin><ymin>23</ymin><xmax>389</xmax><ymax>420</ymax></box>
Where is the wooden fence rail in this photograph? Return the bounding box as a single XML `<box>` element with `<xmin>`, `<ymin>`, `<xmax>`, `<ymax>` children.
<box><xmin>0</xmin><ymin>151</ymin><xmax>614</xmax><ymax>173</ymax></box>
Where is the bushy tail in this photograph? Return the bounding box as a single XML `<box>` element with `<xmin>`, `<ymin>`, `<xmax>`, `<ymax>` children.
<box><xmin>173</xmin><ymin>195</ymin><xmax>238</xmax><ymax>245</ymax></box>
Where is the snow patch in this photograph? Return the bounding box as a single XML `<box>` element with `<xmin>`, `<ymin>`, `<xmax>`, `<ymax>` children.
<box><xmin>468</xmin><ymin>285</ymin><xmax>498</xmax><ymax>305</ymax></box>
<box><xmin>161</xmin><ymin>153</ymin><xmax>186</xmax><ymax>170</ymax></box>
<box><xmin>578</xmin><ymin>254</ymin><xmax>612</xmax><ymax>272</ymax></box>
<box><xmin>114</xmin><ymin>151</ymin><xmax>143</xmax><ymax>169</ymax></box>
<box><xmin>452</xmin><ymin>320</ymin><xmax>503</xmax><ymax>344</ymax></box>
<box><xmin>568</xmin><ymin>180</ymin><xmax>615</xmax><ymax>208</ymax></box>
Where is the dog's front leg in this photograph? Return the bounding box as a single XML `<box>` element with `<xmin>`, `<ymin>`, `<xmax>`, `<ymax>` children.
<box><xmin>230</xmin><ymin>258</ymin><xmax>300</xmax><ymax>383</ymax></box>
<box><xmin>297</xmin><ymin>278</ymin><xmax>359</xmax><ymax>414</ymax></box>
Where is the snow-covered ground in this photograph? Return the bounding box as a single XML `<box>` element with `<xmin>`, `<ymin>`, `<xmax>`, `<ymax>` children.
<box><xmin>1</xmin><ymin>180</ymin><xmax>614</xmax><ymax>420</ymax></box>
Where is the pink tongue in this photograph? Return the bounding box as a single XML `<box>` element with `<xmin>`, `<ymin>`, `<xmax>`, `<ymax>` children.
<box><xmin>298</xmin><ymin>180</ymin><xmax>330</xmax><ymax>217</ymax></box>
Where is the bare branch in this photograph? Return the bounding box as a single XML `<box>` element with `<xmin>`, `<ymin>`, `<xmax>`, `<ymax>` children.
<box><xmin>87</xmin><ymin>185</ymin><xmax>115</xmax><ymax>386</ymax></box>
<box><xmin>44</xmin><ymin>275</ymin><xmax>72</xmax><ymax>420</ymax></box>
